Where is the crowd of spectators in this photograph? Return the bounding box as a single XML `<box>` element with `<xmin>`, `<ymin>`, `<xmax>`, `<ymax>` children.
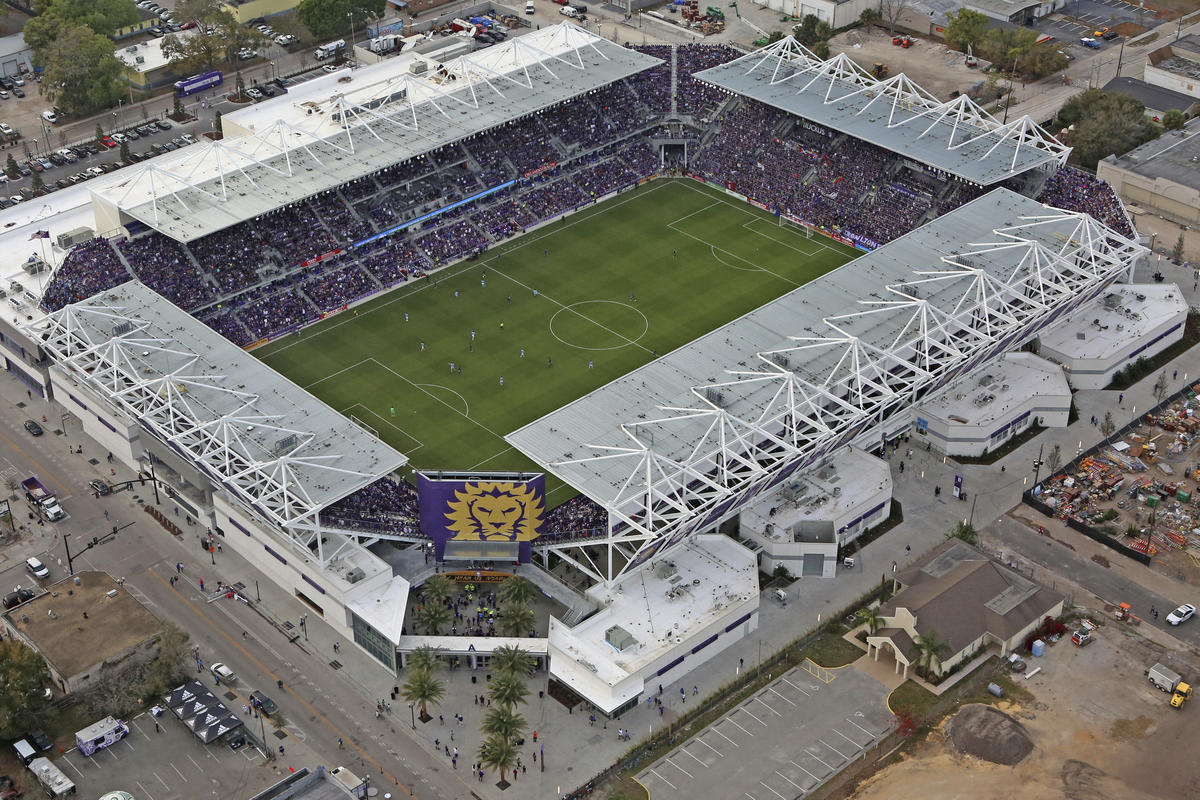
<box><xmin>320</xmin><ymin>476</ymin><xmax>421</xmax><ymax>534</ymax></box>
<box><xmin>39</xmin><ymin>45</ymin><xmax>1137</xmax><ymax>355</ymax></box>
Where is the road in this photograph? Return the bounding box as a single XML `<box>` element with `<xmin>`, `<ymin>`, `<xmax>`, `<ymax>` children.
<box><xmin>0</xmin><ymin>383</ymin><xmax>470</xmax><ymax>800</ymax></box>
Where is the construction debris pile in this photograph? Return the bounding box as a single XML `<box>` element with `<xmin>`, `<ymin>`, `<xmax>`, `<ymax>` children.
<box><xmin>1035</xmin><ymin>393</ymin><xmax>1200</xmax><ymax>562</ymax></box>
<box><xmin>672</xmin><ymin>0</ymin><xmax>726</xmax><ymax>34</ymax></box>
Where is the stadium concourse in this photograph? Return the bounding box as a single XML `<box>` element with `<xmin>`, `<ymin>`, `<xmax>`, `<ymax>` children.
<box><xmin>0</xmin><ymin>23</ymin><xmax>1152</xmax><ymax>723</ymax></box>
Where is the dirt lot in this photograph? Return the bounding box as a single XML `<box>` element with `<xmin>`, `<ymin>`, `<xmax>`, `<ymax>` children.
<box><xmin>849</xmin><ymin>616</ymin><xmax>1200</xmax><ymax>800</ymax></box>
<box><xmin>828</xmin><ymin>27</ymin><xmax>983</xmax><ymax>102</ymax></box>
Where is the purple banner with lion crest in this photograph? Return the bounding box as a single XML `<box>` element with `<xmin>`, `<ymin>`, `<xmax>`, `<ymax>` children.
<box><xmin>417</xmin><ymin>472</ymin><xmax>546</xmax><ymax>562</ymax></box>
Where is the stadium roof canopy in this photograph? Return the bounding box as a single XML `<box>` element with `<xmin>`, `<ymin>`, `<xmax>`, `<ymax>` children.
<box><xmin>507</xmin><ymin>188</ymin><xmax>1143</xmax><ymax>584</ymax></box>
<box><xmin>34</xmin><ymin>281</ymin><xmax>407</xmax><ymax>533</ymax></box>
<box><xmin>694</xmin><ymin>37</ymin><xmax>1070</xmax><ymax>186</ymax></box>
<box><xmin>91</xmin><ymin>23</ymin><xmax>662</xmax><ymax>243</ymax></box>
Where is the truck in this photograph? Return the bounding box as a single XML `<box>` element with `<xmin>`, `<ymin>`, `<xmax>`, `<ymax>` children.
<box><xmin>22</xmin><ymin>476</ymin><xmax>65</xmax><ymax>521</ymax></box>
<box><xmin>1147</xmin><ymin>662</ymin><xmax>1193</xmax><ymax>708</ymax></box>
<box><xmin>29</xmin><ymin>757</ymin><xmax>75</xmax><ymax>798</ymax></box>
<box><xmin>314</xmin><ymin>39</ymin><xmax>346</xmax><ymax>60</ymax></box>
<box><xmin>75</xmin><ymin>716</ymin><xmax>129</xmax><ymax>756</ymax></box>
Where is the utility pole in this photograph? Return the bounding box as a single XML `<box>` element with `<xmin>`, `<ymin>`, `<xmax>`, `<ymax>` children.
<box><xmin>1031</xmin><ymin>443</ymin><xmax>1044</xmax><ymax>487</ymax></box>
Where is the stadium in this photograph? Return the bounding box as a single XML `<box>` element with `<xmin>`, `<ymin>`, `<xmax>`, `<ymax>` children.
<box><xmin>0</xmin><ymin>22</ymin><xmax>1159</xmax><ymax>715</ymax></box>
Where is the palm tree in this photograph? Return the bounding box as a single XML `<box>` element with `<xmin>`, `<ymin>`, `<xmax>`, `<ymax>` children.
<box><xmin>489</xmin><ymin>645</ymin><xmax>535</xmax><ymax>678</ymax></box>
<box><xmin>914</xmin><ymin>631</ymin><xmax>952</xmax><ymax>680</ymax></box>
<box><xmin>402</xmin><ymin>669</ymin><xmax>445</xmax><ymax>722</ymax></box>
<box><xmin>478</xmin><ymin>734</ymin><xmax>518</xmax><ymax>789</ymax></box>
<box><xmin>946</xmin><ymin>520</ymin><xmax>978</xmax><ymax>545</ymax></box>
<box><xmin>406</xmin><ymin>644</ymin><xmax>444</xmax><ymax>675</ymax></box>
<box><xmin>497</xmin><ymin>602</ymin><xmax>534</xmax><ymax>638</ymax></box>
<box><xmin>481</xmin><ymin>705</ymin><xmax>527</xmax><ymax>745</ymax></box>
<box><xmin>861</xmin><ymin>606</ymin><xmax>884</xmax><ymax>635</ymax></box>
<box><xmin>414</xmin><ymin>602</ymin><xmax>452</xmax><ymax>635</ymax></box>
<box><xmin>488</xmin><ymin>672</ymin><xmax>530</xmax><ymax>709</ymax></box>
<box><xmin>498</xmin><ymin>576</ymin><xmax>536</xmax><ymax>608</ymax></box>
<box><xmin>423</xmin><ymin>574</ymin><xmax>455</xmax><ymax>605</ymax></box>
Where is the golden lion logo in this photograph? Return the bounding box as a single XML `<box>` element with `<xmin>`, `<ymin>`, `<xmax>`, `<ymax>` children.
<box><xmin>444</xmin><ymin>482</ymin><xmax>543</xmax><ymax>542</ymax></box>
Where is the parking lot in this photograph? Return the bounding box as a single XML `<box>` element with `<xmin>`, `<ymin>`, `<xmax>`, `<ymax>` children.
<box><xmin>636</xmin><ymin>662</ymin><xmax>894</xmax><ymax>800</ymax></box>
<box><xmin>57</xmin><ymin>710</ymin><xmax>279</xmax><ymax>800</ymax></box>
<box><xmin>1038</xmin><ymin>0</ymin><xmax>1152</xmax><ymax>39</ymax></box>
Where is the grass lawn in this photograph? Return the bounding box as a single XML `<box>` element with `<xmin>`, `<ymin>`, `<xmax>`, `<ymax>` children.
<box><xmin>256</xmin><ymin>178</ymin><xmax>856</xmax><ymax>504</ymax></box>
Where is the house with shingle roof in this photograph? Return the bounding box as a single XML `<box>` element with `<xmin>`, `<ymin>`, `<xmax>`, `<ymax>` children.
<box><xmin>866</xmin><ymin>540</ymin><xmax>1064</xmax><ymax>679</ymax></box>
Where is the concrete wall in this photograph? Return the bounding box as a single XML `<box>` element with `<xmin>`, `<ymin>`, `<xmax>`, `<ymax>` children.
<box><xmin>1097</xmin><ymin>158</ymin><xmax>1200</xmax><ymax>227</ymax></box>
<box><xmin>1144</xmin><ymin>64</ymin><xmax>1200</xmax><ymax>101</ymax></box>
<box><xmin>222</xmin><ymin>0</ymin><xmax>300</xmax><ymax>23</ymax></box>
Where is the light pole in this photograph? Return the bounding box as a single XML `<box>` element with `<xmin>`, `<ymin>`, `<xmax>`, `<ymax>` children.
<box><xmin>111</xmin><ymin>111</ymin><xmax>117</xmax><ymax>135</ymax></box>
<box><xmin>300</xmin><ymin>613</ymin><xmax>308</xmax><ymax>640</ymax></box>
<box><xmin>29</xmin><ymin>138</ymin><xmax>36</xmax><ymax>158</ymax></box>
<box><xmin>408</xmin><ymin>702</ymin><xmax>415</xmax><ymax>729</ymax></box>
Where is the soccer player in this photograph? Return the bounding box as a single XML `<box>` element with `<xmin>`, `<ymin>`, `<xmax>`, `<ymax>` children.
<box><xmin>404</xmin><ymin>312</ymin><xmax>409</xmax><ymax>323</ymax></box>
<box><xmin>419</xmin><ymin>341</ymin><xmax>425</xmax><ymax>351</ymax></box>
<box><xmin>520</xmin><ymin>349</ymin><xmax>525</xmax><ymax>358</ymax></box>
<box><xmin>588</xmin><ymin>360</ymin><xmax>593</xmax><ymax>369</ymax></box>
<box><xmin>499</xmin><ymin>376</ymin><xmax>504</xmax><ymax>388</ymax></box>
<box><xmin>450</xmin><ymin>362</ymin><xmax>455</xmax><ymax>373</ymax></box>
<box><xmin>471</xmin><ymin>330</ymin><xmax>476</xmax><ymax>341</ymax></box>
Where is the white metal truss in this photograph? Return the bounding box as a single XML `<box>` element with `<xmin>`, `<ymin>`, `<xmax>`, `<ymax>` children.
<box><xmin>717</xmin><ymin>35</ymin><xmax>1071</xmax><ymax>173</ymax></box>
<box><xmin>541</xmin><ymin>207</ymin><xmax>1143</xmax><ymax>584</ymax></box>
<box><xmin>34</xmin><ymin>296</ymin><xmax>397</xmax><ymax>567</ymax></box>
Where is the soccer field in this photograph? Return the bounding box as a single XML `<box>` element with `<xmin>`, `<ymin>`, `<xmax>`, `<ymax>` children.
<box><xmin>256</xmin><ymin>179</ymin><xmax>858</xmax><ymax>505</ymax></box>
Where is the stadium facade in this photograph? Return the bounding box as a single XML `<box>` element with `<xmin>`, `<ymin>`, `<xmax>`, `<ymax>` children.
<box><xmin>0</xmin><ymin>24</ymin><xmax>1157</xmax><ymax>713</ymax></box>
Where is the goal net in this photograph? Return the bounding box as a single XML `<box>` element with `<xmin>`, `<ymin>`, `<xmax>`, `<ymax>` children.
<box><xmin>779</xmin><ymin>215</ymin><xmax>812</xmax><ymax>238</ymax></box>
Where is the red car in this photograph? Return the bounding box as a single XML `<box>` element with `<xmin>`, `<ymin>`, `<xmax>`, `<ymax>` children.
<box><xmin>180</xmin><ymin>21</ymin><xmax>197</xmax><ymax>29</ymax></box>
<box><xmin>554</xmin><ymin>0</ymin><xmax>569</xmax><ymax>5</ymax></box>
<box><xmin>100</xmin><ymin>136</ymin><xmax>116</xmax><ymax>149</ymax></box>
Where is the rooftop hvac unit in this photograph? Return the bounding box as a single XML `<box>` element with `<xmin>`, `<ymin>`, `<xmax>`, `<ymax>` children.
<box><xmin>345</xmin><ymin>567</ymin><xmax>366</xmax><ymax>584</ymax></box>
<box><xmin>126</xmin><ymin>46</ymin><xmax>137</xmax><ymax>53</ymax></box>
<box><xmin>136</xmin><ymin>56</ymin><xmax>145</xmax><ymax>64</ymax></box>
<box><xmin>409</xmin><ymin>59</ymin><xmax>429</xmax><ymax>74</ymax></box>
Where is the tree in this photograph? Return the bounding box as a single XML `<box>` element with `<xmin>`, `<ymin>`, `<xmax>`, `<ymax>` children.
<box><xmin>481</xmin><ymin>705</ymin><xmax>526</xmax><ymax>744</ymax></box>
<box><xmin>0</xmin><ymin>641</ymin><xmax>50</xmax><ymax>739</ymax></box>
<box><xmin>1153</xmin><ymin>371</ymin><xmax>1169</xmax><ymax>405</ymax></box>
<box><xmin>1045</xmin><ymin>443</ymin><xmax>1062</xmax><ymax>474</ymax></box>
<box><xmin>859</xmin><ymin>7</ymin><xmax>881</xmax><ymax>27</ymax></box>
<box><xmin>32</xmin><ymin>0</ymin><xmax>139</xmax><ymax>36</ymax></box>
<box><xmin>406</xmin><ymin>644</ymin><xmax>444</xmax><ymax>675</ymax></box>
<box><xmin>1054</xmin><ymin>89</ymin><xmax>1160</xmax><ymax>170</ymax></box>
<box><xmin>879</xmin><ymin>0</ymin><xmax>910</xmax><ymax>35</ymax></box>
<box><xmin>423</xmin><ymin>574</ymin><xmax>455</xmax><ymax>606</ymax></box>
<box><xmin>413</xmin><ymin>601</ymin><xmax>452</xmax><ymax>635</ymax></box>
<box><xmin>4</xmin><ymin>477</ymin><xmax>18</xmax><ymax>499</ymax></box>
<box><xmin>497</xmin><ymin>576</ymin><xmax>535</xmax><ymax>608</ymax></box>
<box><xmin>296</xmin><ymin>0</ymin><xmax>386</xmax><ymax>40</ymax></box>
<box><xmin>944</xmin><ymin>8</ymin><xmax>989</xmax><ymax>51</ymax></box>
<box><xmin>1163</xmin><ymin>109</ymin><xmax>1187</xmax><ymax>131</ymax></box>
<box><xmin>1100</xmin><ymin>411</ymin><xmax>1116</xmax><ymax>442</ymax></box>
<box><xmin>478</xmin><ymin>734</ymin><xmax>518</xmax><ymax>788</ymax></box>
<box><xmin>860</xmin><ymin>605</ymin><xmax>884</xmax><ymax>635</ymax></box>
<box><xmin>173</xmin><ymin>93</ymin><xmax>185</xmax><ymax>118</ymax></box>
<box><xmin>35</xmin><ymin>24</ymin><xmax>125</xmax><ymax>114</ymax></box>
<box><xmin>119</xmin><ymin>139</ymin><xmax>130</xmax><ymax>163</ymax></box>
<box><xmin>1173</xmin><ymin>233</ymin><xmax>1185</xmax><ymax>263</ymax></box>
<box><xmin>487</xmin><ymin>672</ymin><xmax>530</xmax><ymax>709</ymax></box>
<box><xmin>401</xmin><ymin>668</ymin><xmax>444</xmax><ymax>722</ymax></box>
<box><xmin>497</xmin><ymin>601</ymin><xmax>533</xmax><ymax>638</ymax></box>
<box><xmin>946</xmin><ymin>520</ymin><xmax>978</xmax><ymax>545</ymax></box>
<box><xmin>161</xmin><ymin>32</ymin><xmax>227</xmax><ymax>75</ymax></box>
<box><xmin>4</xmin><ymin>154</ymin><xmax>16</xmax><ymax>179</ymax></box>
<box><xmin>214</xmin><ymin>109</ymin><xmax>222</xmax><ymax>137</ymax></box>
<box><xmin>235</xmin><ymin>71</ymin><xmax>246</xmax><ymax>98</ymax></box>
<box><xmin>149</xmin><ymin>623</ymin><xmax>190</xmax><ymax>690</ymax></box>
<box><xmin>489</xmin><ymin>645</ymin><xmax>535</xmax><ymax>678</ymax></box>
<box><xmin>31</xmin><ymin>170</ymin><xmax>44</xmax><ymax>193</ymax></box>
<box><xmin>172</xmin><ymin>0</ymin><xmax>232</xmax><ymax>23</ymax></box>
<box><xmin>95</xmin><ymin>122</ymin><xmax>104</xmax><ymax>142</ymax></box>
<box><xmin>914</xmin><ymin>631</ymin><xmax>952</xmax><ymax>679</ymax></box>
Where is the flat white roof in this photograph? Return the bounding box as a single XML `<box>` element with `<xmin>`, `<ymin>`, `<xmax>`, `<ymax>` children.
<box><xmin>739</xmin><ymin>447</ymin><xmax>889</xmax><ymax>542</ymax></box>
<box><xmin>346</xmin><ymin>575</ymin><xmax>411</xmax><ymax>645</ymax></box>
<box><xmin>1037</xmin><ymin>283</ymin><xmax>1187</xmax><ymax>361</ymax></box>
<box><xmin>918</xmin><ymin>352</ymin><xmax>1069</xmax><ymax>428</ymax></box>
<box><xmin>550</xmin><ymin>535</ymin><xmax>756</xmax><ymax>702</ymax></box>
<box><xmin>115</xmin><ymin>31</ymin><xmax>197</xmax><ymax>74</ymax></box>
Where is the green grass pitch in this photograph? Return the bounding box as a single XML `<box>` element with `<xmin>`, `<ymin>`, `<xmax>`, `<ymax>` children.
<box><xmin>256</xmin><ymin>178</ymin><xmax>858</xmax><ymax>505</ymax></box>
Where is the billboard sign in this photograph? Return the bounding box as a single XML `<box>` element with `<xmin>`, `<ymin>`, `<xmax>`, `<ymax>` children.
<box><xmin>417</xmin><ymin>473</ymin><xmax>545</xmax><ymax>562</ymax></box>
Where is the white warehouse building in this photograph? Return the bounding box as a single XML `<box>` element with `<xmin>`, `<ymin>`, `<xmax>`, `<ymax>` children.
<box><xmin>1036</xmin><ymin>284</ymin><xmax>1188</xmax><ymax>390</ymax></box>
<box><xmin>914</xmin><ymin>352</ymin><xmax>1071</xmax><ymax>457</ymax></box>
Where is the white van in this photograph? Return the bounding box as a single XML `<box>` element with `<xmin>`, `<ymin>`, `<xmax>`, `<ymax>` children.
<box><xmin>559</xmin><ymin>5</ymin><xmax>579</xmax><ymax>16</ymax></box>
<box><xmin>13</xmin><ymin>738</ymin><xmax>36</xmax><ymax>765</ymax></box>
<box><xmin>525</xmin><ymin>0</ymin><xmax>535</xmax><ymax>12</ymax></box>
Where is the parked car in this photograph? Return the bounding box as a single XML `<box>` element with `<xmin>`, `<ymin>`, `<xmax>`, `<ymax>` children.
<box><xmin>111</xmin><ymin>132</ymin><xmax>127</xmax><ymax>143</ymax></box>
<box><xmin>89</xmin><ymin>478</ymin><xmax>111</xmax><ymax>496</ymax></box>
<box><xmin>1080</xmin><ymin>37</ymin><xmax>1101</xmax><ymax>49</ymax></box>
<box><xmin>2</xmin><ymin>588</ymin><xmax>35</xmax><ymax>609</ymax></box>
<box><xmin>260</xmin><ymin>84</ymin><xmax>278</xmax><ymax>97</ymax></box>
<box><xmin>25</xmin><ymin>557</ymin><xmax>49</xmax><ymax>580</ymax></box>
<box><xmin>249</xmin><ymin>690</ymin><xmax>278</xmax><ymax>715</ymax></box>
<box><xmin>0</xmin><ymin>123</ymin><xmax>13</xmax><ymax>136</ymax></box>
<box><xmin>12</xmin><ymin>76</ymin><xmax>24</xmax><ymax>87</ymax></box>
<box><xmin>26</xmin><ymin>160</ymin><xmax>41</xmax><ymax>172</ymax></box>
<box><xmin>245</xmin><ymin>87</ymin><xmax>263</xmax><ymax>99</ymax></box>
<box><xmin>180</xmin><ymin>133</ymin><xmax>197</xmax><ymax>144</ymax></box>
<box><xmin>42</xmin><ymin>110</ymin><xmax>58</xmax><ymax>123</ymax></box>
<box><xmin>24</xmin><ymin>419</ymin><xmax>43</xmax><ymax>435</ymax></box>
<box><xmin>56</xmin><ymin>148</ymin><xmax>76</xmax><ymax>162</ymax></box>
<box><xmin>11</xmin><ymin>87</ymin><xmax>23</xmax><ymax>98</ymax></box>
<box><xmin>24</xmin><ymin>730</ymin><xmax>51</xmax><ymax>751</ymax></box>
<box><xmin>1166</xmin><ymin>603</ymin><xmax>1196</xmax><ymax>625</ymax></box>
<box><xmin>210</xmin><ymin>662</ymin><xmax>236</xmax><ymax>683</ymax></box>
<box><xmin>157</xmin><ymin>119</ymin><xmax>172</xmax><ymax>130</ymax></box>
<box><xmin>99</xmin><ymin>136</ymin><xmax>116</xmax><ymax>149</ymax></box>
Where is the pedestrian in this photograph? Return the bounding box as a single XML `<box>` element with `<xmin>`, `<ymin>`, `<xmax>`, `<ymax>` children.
<box><xmin>445</xmin><ymin>745</ymin><xmax>450</xmax><ymax>756</ymax></box>
<box><xmin>513</xmin><ymin>768</ymin><xmax>518</xmax><ymax>782</ymax></box>
<box><xmin>439</xmin><ymin>715</ymin><xmax>444</xmax><ymax>725</ymax></box>
<box><xmin>454</xmin><ymin>746</ymin><xmax>458</xmax><ymax>758</ymax></box>
<box><xmin>906</xmin><ymin>545</ymin><xmax>911</xmax><ymax>555</ymax></box>
<box><xmin>169</xmin><ymin>576</ymin><xmax>174</xmax><ymax>587</ymax></box>
<box><xmin>522</xmin><ymin>764</ymin><xmax>527</xmax><ymax>774</ymax></box>
<box><xmin>452</xmin><ymin>756</ymin><xmax>457</xmax><ymax>769</ymax></box>
<box><xmin>532</xmin><ymin>731</ymin><xmax>537</xmax><ymax>742</ymax></box>
<box><xmin>177</xmin><ymin>562</ymin><xmax>183</xmax><ymax>573</ymax></box>
<box><xmin>478</xmin><ymin>769</ymin><xmax>484</xmax><ymax>782</ymax></box>
<box><xmin>279</xmin><ymin>745</ymin><xmax>285</xmax><ymax>756</ymax></box>
<box><xmin>1174</xmin><ymin>370</ymin><xmax>1178</xmax><ymax>380</ymax></box>
<box><xmin>892</xmin><ymin>560</ymin><xmax>897</xmax><ymax>571</ymax></box>
<box><xmin>1119</xmin><ymin>392</ymin><xmax>1124</xmax><ymax>406</ymax></box>
<box><xmin>338</xmin><ymin>738</ymin><xmax>344</xmax><ymax>749</ymax></box>
<box><xmin>692</xmin><ymin>685</ymin><xmax>698</xmax><ymax>696</ymax></box>
<box><xmin>154</xmin><ymin>720</ymin><xmax>160</xmax><ymax>733</ymax></box>
<box><xmin>898</xmin><ymin>462</ymin><xmax>904</xmax><ymax>474</ymax></box>
<box><xmin>450</xmin><ymin>730</ymin><xmax>454</xmax><ymax>741</ymax></box>
<box><xmin>199</xmin><ymin>579</ymin><xmax>204</xmax><ymax>591</ymax></box>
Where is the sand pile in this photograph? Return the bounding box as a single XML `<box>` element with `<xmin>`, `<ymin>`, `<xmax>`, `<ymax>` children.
<box><xmin>946</xmin><ymin>704</ymin><xmax>1034</xmax><ymax>765</ymax></box>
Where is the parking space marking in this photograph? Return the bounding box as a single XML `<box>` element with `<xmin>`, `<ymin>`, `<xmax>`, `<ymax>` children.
<box><xmin>696</xmin><ymin>737</ymin><xmax>725</xmax><ymax>757</ymax></box>
<box><xmin>131</xmin><ymin>719</ymin><xmax>152</xmax><ymax>740</ymax></box>
<box><xmin>845</xmin><ymin>715</ymin><xmax>875</xmax><ymax>738</ymax></box>
<box><xmin>61</xmin><ymin>758</ymin><xmax>84</xmax><ymax>779</ymax></box>
<box><xmin>171</xmin><ymin>762</ymin><xmax>187</xmax><ymax>780</ymax></box>
<box><xmin>732</xmin><ymin>707</ymin><xmax>768</xmax><ymax>727</ymax></box>
<box><xmin>781</xmin><ymin>677</ymin><xmax>813</xmax><ymax>696</ymax></box>
<box><xmin>767</xmin><ymin>686</ymin><xmax>797</xmax><ymax>706</ymax></box>
<box><xmin>819</xmin><ymin>738</ymin><xmax>849</xmax><ymax>761</ymax></box>
<box><xmin>759</xmin><ymin>781</ymin><xmax>788</xmax><ymax>800</ymax></box>
<box><xmin>665</xmin><ymin>757</ymin><xmax>694</xmax><ymax>778</ymax></box>
<box><xmin>752</xmin><ymin>696</ymin><xmax>782</xmax><ymax>716</ymax></box>
<box><xmin>806</xmin><ymin>748</ymin><xmax>835</xmax><ymax>771</ymax></box>
<box><xmin>775</xmin><ymin>771</ymin><xmax>805</xmax><ymax>792</ymax></box>
<box><xmin>744</xmin><ymin>793</ymin><xmax>758</xmax><ymax>800</ymax></box>
<box><xmin>680</xmin><ymin>747</ymin><xmax>708</xmax><ymax>768</ymax></box>
<box><xmin>790</xmin><ymin>760</ymin><xmax>821</xmax><ymax>782</ymax></box>
<box><xmin>722</xmin><ymin>717</ymin><xmax>754</xmax><ymax>736</ymax></box>
<box><xmin>135</xmin><ymin>780</ymin><xmax>156</xmax><ymax>800</ymax></box>
<box><xmin>152</xmin><ymin>771</ymin><xmax>169</xmax><ymax>790</ymax></box>
<box><xmin>709</xmin><ymin>726</ymin><xmax>740</xmax><ymax>747</ymax></box>
<box><xmin>647</xmin><ymin>768</ymin><xmax>678</xmax><ymax>791</ymax></box>
<box><xmin>833</xmin><ymin>727</ymin><xmax>866</xmax><ymax>749</ymax></box>
<box><xmin>185</xmin><ymin>753</ymin><xmax>206</xmax><ymax>772</ymax></box>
